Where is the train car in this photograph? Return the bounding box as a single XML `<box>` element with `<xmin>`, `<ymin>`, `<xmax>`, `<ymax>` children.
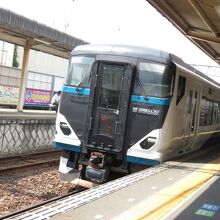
<box><xmin>54</xmin><ymin>44</ymin><xmax>220</xmax><ymax>183</ymax></box>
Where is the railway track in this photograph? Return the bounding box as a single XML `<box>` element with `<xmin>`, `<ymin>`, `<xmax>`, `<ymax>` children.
<box><xmin>1</xmin><ymin>188</ymin><xmax>85</xmax><ymax>220</ymax></box>
<box><xmin>1</xmin><ymin>145</ymin><xmax>219</xmax><ymax>220</ymax></box>
<box><xmin>0</xmin><ymin>150</ymin><xmax>61</xmax><ymax>173</ymax></box>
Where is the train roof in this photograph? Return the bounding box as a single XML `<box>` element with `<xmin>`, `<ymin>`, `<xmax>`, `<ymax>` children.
<box><xmin>72</xmin><ymin>44</ymin><xmax>220</xmax><ymax>88</ymax></box>
<box><xmin>72</xmin><ymin>44</ymin><xmax>171</xmax><ymax>63</ymax></box>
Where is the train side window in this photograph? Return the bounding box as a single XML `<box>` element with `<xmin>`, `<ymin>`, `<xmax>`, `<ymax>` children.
<box><xmin>199</xmin><ymin>97</ymin><xmax>213</xmax><ymax>126</ymax></box>
<box><xmin>176</xmin><ymin>76</ymin><xmax>186</xmax><ymax>105</ymax></box>
<box><xmin>213</xmin><ymin>102</ymin><xmax>219</xmax><ymax>125</ymax></box>
<box><xmin>208</xmin><ymin>100</ymin><xmax>214</xmax><ymax>125</ymax></box>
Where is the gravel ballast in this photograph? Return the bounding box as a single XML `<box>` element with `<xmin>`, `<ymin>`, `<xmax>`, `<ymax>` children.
<box><xmin>0</xmin><ymin>165</ymin><xmax>75</xmax><ymax>216</ymax></box>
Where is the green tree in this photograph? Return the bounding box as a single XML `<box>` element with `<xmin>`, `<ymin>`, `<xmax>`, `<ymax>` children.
<box><xmin>12</xmin><ymin>45</ymin><xmax>19</xmax><ymax>68</ymax></box>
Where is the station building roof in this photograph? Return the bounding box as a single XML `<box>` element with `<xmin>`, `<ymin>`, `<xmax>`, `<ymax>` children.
<box><xmin>147</xmin><ymin>0</ymin><xmax>220</xmax><ymax>65</ymax></box>
<box><xmin>0</xmin><ymin>7</ymin><xmax>87</xmax><ymax>58</ymax></box>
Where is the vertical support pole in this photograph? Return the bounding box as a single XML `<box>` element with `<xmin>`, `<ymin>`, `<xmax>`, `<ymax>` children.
<box><xmin>17</xmin><ymin>40</ymin><xmax>32</xmax><ymax>112</ymax></box>
<box><xmin>51</xmin><ymin>75</ymin><xmax>55</xmax><ymax>102</ymax></box>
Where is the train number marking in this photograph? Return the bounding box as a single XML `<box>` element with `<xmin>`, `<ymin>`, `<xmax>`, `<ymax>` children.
<box><xmin>132</xmin><ymin>107</ymin><xmax>160</xmax><ymax>115</ymax></box>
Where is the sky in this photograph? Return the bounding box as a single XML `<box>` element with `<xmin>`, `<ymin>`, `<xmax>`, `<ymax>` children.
<box><xmin>0</xmin><ymin>0</ymin><xmax>219</xmax><ymax>68</ymax></box>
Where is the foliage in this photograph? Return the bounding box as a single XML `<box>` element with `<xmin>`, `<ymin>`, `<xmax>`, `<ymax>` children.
<box><xmin>12</xmin><ymin>45</ymin><xmax>19</xmax><ymax>68</ymax></box>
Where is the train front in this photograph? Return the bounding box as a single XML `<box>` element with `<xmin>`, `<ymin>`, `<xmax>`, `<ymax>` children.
<box><xmin>54</xmin><ymin>47</ymin><xmax>136</xmax><ymax>183</ymax></box>
<box><xmin>54</xmin><ymin>45</ymin><xmax>174</xmax><ymax>183</ymax></box>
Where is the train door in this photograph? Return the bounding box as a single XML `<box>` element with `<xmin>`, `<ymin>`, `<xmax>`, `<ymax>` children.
<box><xmin>183</xmin><ymin>86</ymin><xmax>199</xmax><ymax>150</ymax></box>
<box><xmin>85</xmin><ymin>62</ymin><xmax>134</xmax><ymax>152</ymax></box>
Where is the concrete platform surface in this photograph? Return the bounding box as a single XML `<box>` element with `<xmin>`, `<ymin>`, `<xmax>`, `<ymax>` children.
<box><xmin>51</xmin><ymin>147</ymin><xmax>220</xmax><ymax>220</ymax></box>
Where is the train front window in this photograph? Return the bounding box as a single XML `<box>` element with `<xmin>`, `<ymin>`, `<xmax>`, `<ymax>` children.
<box><xmin>135</xmin><ymin>62</ymin><xmax>173</xmax><ymax>98</ymax></box>
<box><xmin>65</xmin><ymin>56</ymin><xmax>95</xmax><ymax>87</ymax></box>
<box><xmin>98</xmin><ymin>65</ymin><xmax>124</xmax><ymax>109</ymax></box>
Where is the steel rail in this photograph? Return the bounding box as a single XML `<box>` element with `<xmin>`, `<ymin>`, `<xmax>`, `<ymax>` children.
<box><xmin>0</xmin><ymin>150</ymin><xmax>61</xmax><ymax>173</ymax></box>
<box><xmin>0</xmin><ymin>149</ymin><xmax>60</xmax><ymax>160</ymax></box>
<box><xmin>0</xmin><ymin>188</ymin><xmax>85</xmax><ymax>220</ymax></box>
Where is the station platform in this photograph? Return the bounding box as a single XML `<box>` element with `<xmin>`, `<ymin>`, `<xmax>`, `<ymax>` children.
<box><xmin>51</xmin><ymin>146</ymin><xmax>220</xmax><ymax>220</ymax></box>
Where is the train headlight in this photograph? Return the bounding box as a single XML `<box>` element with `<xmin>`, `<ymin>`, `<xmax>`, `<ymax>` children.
<box><xmin>60</xmin><ymin>122</ymin><xmax>71</xmax><ymax>136</ymax></box>
<box><xmin>140</xmin><ymin>136</ymin><xmax>157</xmax><ymax>150</ymax></box>
<box><xmin>76</xmin><ymin>129</ymin><xmax>83</xmax><ymax>137</ymax></box>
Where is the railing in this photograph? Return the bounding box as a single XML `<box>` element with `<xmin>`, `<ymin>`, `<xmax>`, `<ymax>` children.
<box><xmin>0</xmin><ymin>110</ymin><xmax>56</xmax><ymax>157</ymax></box>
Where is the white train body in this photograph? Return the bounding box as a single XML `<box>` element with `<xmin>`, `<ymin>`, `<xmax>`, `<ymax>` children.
<box><xmin>54</xmin><ymin>44</ymin><xmax>220</xmax><ymax>182</ymax></box>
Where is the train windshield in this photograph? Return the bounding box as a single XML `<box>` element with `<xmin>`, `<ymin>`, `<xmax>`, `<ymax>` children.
<box><xmin>65</xmin><ymin>56</ymin><xmax>95</xmax><ymax>87</ymax></box>
<box><xmin>135</xmin><ymin>62</ymin><xmax>173</xmax><ymax>98</ymax></box>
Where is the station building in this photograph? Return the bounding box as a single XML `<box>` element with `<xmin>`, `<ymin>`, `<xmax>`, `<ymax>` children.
<box><xmin>0</xmin><ymin>40</ymin><xmax>68</xmax><ymax>109</ymax></box>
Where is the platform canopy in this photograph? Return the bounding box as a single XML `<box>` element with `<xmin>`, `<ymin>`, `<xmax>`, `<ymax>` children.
<box><xmin>0</xmin><ymin>8</ymin><xmax>87</xmax><ymax>58</ymax></box>
<box><xmin>147</xmin><ymin>0</ymin><xmax>220</xmax><ymax>65</ymax></box>
<box><xmin>0</xmin><ymin>7</ymin><xmax>87</xmax><ymax>111</ymax></box>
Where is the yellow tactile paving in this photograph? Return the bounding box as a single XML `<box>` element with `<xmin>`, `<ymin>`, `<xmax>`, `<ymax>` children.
<box><xmin>111</xmin><ymin>157</ymin><xmax>220</xmax><ymax>220</ymax></box>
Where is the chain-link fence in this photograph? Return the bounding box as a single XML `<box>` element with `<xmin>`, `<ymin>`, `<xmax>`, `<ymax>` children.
<box><xmin>0</xmin><ymin>118</ymin><xmax>56</xmax><ymax>157</ymax></box>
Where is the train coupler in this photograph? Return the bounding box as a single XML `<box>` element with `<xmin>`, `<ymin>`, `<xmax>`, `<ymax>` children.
<box><xmin>85</xmin><ymin>152</ymin><xmax>110</xmax><ymax>183</ymax></box>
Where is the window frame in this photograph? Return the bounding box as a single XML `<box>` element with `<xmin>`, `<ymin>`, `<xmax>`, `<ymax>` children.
<box><xmin>134</xmin><ymin>60</ymin><xmax>174</xmax><ymax>98</ymax></box>
<box><xmin>64</xmin><ymin>55</ymin><xmax>95</xmax><ymax>88</ymax></box>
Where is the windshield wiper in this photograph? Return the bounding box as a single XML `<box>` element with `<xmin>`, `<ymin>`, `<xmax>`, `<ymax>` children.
<box><xmin>137</xmin><ymin>78</ymin><xmax>156</xmax><ymax>107</ymax></box>
<box><xmin>76</xmin><ymin>72</ymin><xmax>91</xmax><ymax>91</ymax></box>
<box><xmin>137</xmin><ymin>78</ymin><xmax>148</xmax><ymax>99</ymax></box>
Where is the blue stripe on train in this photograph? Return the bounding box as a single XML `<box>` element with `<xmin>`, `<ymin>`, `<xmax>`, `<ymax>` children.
<box><xmin>53</xmin><ymin>142</ymin><xmax>81</xmax><ymax>152</ymax></box>
<box><xmin>62</xmin><ymin>86</ymin><xmax>90</xmax><ymax>95</ymax></box>
<box><xmin>62</xmin><ymin>86</ymin><xmax>171</xmax><ymax>106</ymax></box>
<box><xmin>127</xmin><ymin>155</ymin><xmax>160</xmax><ymax>166</ymax></box>
<box><xmin>131</xmin><ymin>95</ymin><xmax>171</xmax><ymax>106</ymax></box>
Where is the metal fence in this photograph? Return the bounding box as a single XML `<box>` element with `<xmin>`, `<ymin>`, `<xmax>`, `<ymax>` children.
<box><xmin>0</xmin><ymin>112</ymin><xmax>56</xmax><ymax>157</ymax></box>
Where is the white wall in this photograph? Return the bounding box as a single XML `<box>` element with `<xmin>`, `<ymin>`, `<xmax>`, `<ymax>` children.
<box><xmin>17</xmin><ymin>46</ymin><xmax>69</xmax><ymax>78</ymax></box>
<box><xmin>54</xmin><ymin>77</ymin><xmax>64</xmax><ymax>91</ymax></box>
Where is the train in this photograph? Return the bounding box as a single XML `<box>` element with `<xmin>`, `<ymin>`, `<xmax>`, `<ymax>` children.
<box><xmin>54</xmin><ymin>44</ymin><xmax>220</xmax><ymax>183</ymax></box>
